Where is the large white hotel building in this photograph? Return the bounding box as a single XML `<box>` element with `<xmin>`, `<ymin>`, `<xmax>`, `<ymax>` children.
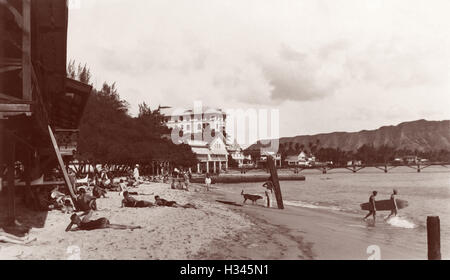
<box><xmin>164</xmin><ymin>107</ymin><xmax>230</xmax><ymax>173</ymax></box>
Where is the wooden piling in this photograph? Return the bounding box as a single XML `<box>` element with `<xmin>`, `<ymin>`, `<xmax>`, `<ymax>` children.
<box><xmin>6</xmin><ymin>132</ymin><xmax>16</xmax><ymax>224</ymax></box>
<box><xmin>267</xmin><ymin>157</ymin><xmax>284</xmax><ymax>209</ymax></box>
<box><xmin>427</xmin><ymin>216</ymin><xmax>441</xmax><ymax>260</ymax></box>
<box><xmin>0</xmin><ymin>120</ymin><xmax>4</xmax><ymax>193</ymax></box>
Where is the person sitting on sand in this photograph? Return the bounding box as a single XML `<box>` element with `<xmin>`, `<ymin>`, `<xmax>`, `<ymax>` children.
<box><xmin>363</xmin><ymin>191</ymin><xmax>378</xmax><ymax>222</ymax></box>
<box><xmin>163</xmin><ymin>175</ymin><xmax>170</xmax><ymax>184</ymax></box>
<box><xmin>51</xmin><ymin>187</ymin><xmax>76</xmax><ymax>212</ymax></box>
<box><xmin>76</xmin><ymin>189</ymin><xmax>97</xmax><ymax>212</ymax></box>
<box><xmin>65</xmin><ymin>210</ymin><xmax>141</xmax><ymax>232</ymax></box>
<box><xmin>171</xmin><ymin>178</ymin><xmax>177</xmax><ymax>190</ymax></box>
<box><xmin>93</xmin><ymin>184</ymin><xmax>107</xmax><ymax>199</ymax></box>
<box><xmin>386</xmin><ymin>189</ymin><xmax>399</xmax><ymax>220</ymax></box>
<box><xmin>121</xmin><ymin>191</ymin><xmax>154</xmax><ymax>208</ymax></box>
<box><xmin>154</xmin><ymin>195</ymin><xmax>196</xmax><ymax>209</ymax></box>
<box><xmin>205</xmin><ymin>173</ymin><xmax>212</xmax><ymax>192</ymax></box>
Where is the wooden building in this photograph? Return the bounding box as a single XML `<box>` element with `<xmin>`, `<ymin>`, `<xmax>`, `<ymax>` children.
<box><xmin>0</xmin><ymin>0</ymin><xmax>91</xmax><ymax>225</ymax></box>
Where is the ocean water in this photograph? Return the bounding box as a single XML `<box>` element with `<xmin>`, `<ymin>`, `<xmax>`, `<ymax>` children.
<box><xmin>220</xmin><ymin>166</ymin><xmax>450</xmax><ymax>259</ymax></box>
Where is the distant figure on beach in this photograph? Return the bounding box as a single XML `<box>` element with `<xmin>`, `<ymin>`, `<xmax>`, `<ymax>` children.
<box><xmin>363</xmin><ymin>191</ymin><xmax>378</xmax><ymax>222</ymax></box>
<box><xmin>65</xmin><ymin>210</ymin><xmax>141</xmax><ymax>232</ymax></box>
<box><xmin>154</xmin><ymin>195</ymin><xmax>197</xmax><ymax>209</ymax></box>
<box><xmin>122</xmin><ymin>191</ymin><xmax>154</xmax><ymax>208</ymax></box>
<box><xmin>93</xmin><ymin>184</ymin><xmax>107</xmax><ymax>199</ymax></box>
<box><xmin>68</xmin><ymin>169</ymin><xmax>77</xmax><ymax>188</ymax></box>
<box><xmin>183</xmin><ymin>171</ymin><xmax>190</xmax><ymax>190</ymax></box>
<box><xmin>386</xmin><ymin>189</ymin><xmax>399</xmax><ymax>220</ymax></box>
<box><xmin>133</xmin><ymin>164</ymin><xmax>140</xmax><ymax>181</ymax></box>
<box><xmin>262</xmin><ymin>180</ymin><xmax>274</xmax><ymax>193</ymax></box>
<box><xmin>173</xmin><ymin>167</ymin><xmax>180</xmax><ymax>178</ymax></box>
<box><xmin>205</xmin><ymin>173</ymin><xmax>212</xmax><ymax>192</ymax></box>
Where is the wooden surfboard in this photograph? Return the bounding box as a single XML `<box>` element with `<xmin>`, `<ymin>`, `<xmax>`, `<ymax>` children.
<box><xmin>360</xmin><ymin>199</ymin><xmax>408</xmax><ymax>211</ymax></box>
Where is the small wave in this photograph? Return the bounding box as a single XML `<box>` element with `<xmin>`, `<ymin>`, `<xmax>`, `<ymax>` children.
<box><xmin>284</xmin><ymin>200</ymin><xmax>343</xmax><ymax>212</ymax></box>
<box><xmin>385</xmin><ymin>216</ymin><xmax>417</xmax><ymax>229</ymax></box>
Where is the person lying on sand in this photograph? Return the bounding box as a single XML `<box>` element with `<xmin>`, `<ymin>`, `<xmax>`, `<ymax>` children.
<box><xmin>65</xmin><ymin>210</ymin><xmax>141</xmax><ymax>232</ymax></box>
<box><xmin>121</xmin><ymin>191</ymin><xmax>154</xmax><ymax>208</ymax></box>
<box><xmin>0</xmin><ymin>231</ymin><xmax>37</xmax><ymax>245</ymax></box>
<box><xmin>154</xmin><ymin>195</ymin><xmax>196</xmax><ymax>209</ymax></box>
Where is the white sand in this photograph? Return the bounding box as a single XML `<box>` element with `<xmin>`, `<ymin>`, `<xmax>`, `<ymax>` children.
<box><xmin>0</xmin><ymin>183</ymin><xmax>252</xmax><ymax>260</ymax></box>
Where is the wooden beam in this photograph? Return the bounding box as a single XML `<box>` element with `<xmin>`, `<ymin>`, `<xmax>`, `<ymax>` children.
<box><xmin>0</xmin><ymin>104</ymin><xmax>31</xmax><ymax>112</ymax></box>
<box><xmin>22</xmin><ymin>0</ymin><xmax>32</xmax><ymax>102</ymax></box>
<box><xmin>48</xmin><ymin>125</ymin><xmax>77</xmax><ymax>201</ymax></box>
<box><xmin>0</xmin><ymin>93</ymin><xmax>25</xmax><ymax>103</ymax></box>
<box><xmin>1</xmin><ymin>0</ymin><xmax>24</xmax><ymax>30</ymax></box>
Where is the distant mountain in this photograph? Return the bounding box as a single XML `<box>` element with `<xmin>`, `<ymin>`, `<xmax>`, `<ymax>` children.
<box><xmin>248</xmin><ymin>119</ymin><xmax>450</xmax><ymax>152</ymax></box>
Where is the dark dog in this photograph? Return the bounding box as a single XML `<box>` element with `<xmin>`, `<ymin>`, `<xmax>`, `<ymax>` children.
<box><xmin>241</xmin><ymin>190</ymin><xmax>263</xmax><ymax>204</ymax></box>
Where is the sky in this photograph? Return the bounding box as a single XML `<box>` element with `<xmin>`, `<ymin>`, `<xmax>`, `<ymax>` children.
<box><xmin>67</xmin><ymin>0</ymin><xmax>450</xmax><ymax>144</ymax></box>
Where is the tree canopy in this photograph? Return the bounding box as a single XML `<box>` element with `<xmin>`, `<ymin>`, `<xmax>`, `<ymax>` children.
<box><xmin>69</xmin><ymin>61</ymin><xmax>197</xmax><ymax>167</ymax></box>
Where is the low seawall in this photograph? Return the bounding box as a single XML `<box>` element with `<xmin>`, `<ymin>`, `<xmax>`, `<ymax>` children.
<box><xmin>191</xmin><ymin>174</ymin><xmax>305</xmax><ymax>184</ymax></box>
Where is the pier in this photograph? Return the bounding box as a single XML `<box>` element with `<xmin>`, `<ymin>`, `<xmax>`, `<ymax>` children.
<box><xmin>290</xmin><ymin>162</ymin><xmax>450</xmax><ymax>174</ymax></box>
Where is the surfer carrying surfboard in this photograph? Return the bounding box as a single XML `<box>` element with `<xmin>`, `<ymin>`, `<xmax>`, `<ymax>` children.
<box><xmin>386</xmin><ymin>189</ymin><xmax>399</xmax><ymax>220</ymax></box>
<box><xmin>363</xmin><ymin>191</ymin><xmax>377</xmax><ymax>222</ymax></box>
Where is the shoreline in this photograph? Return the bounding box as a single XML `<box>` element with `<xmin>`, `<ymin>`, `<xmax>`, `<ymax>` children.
<box><xmin>0</xmin><ymin>181</ymin><xmax>436</xmax><ymax>260</ymax></box>
<box><xmin>210</xmin><ymin>184</ymin><xmax>429</xmax><ymax>260</ymax></box>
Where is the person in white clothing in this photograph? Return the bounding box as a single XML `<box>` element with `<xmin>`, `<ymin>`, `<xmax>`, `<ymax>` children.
<box><xmin>133</xmin><ymin>164</ymin><xmax>140</xmax><ymax>181</ymax></box>
<box><xmin>205</xmin><ymin>173</ymin><xmax>212</xmax><ymax>192</ymax></box>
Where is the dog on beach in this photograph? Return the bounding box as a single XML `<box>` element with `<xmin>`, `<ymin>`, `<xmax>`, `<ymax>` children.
<box><xmin>241</xmin><ymin>190</ymin><xmax>263</xmax><ymax>205</ymax></box>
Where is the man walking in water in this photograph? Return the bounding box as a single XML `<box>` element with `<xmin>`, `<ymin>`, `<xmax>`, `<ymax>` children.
<box><xmin>386</xmin><ymin>189</ymin><xmax>399</xmax><ymax>220</ymax></box>
<box><xmin>363</xmin><ymin>191</ymin><xmax>378</xmax><ymax>222</ymax></box>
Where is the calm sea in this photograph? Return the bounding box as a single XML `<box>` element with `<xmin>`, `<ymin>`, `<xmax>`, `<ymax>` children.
<box><xmin>220</xmin><ymin>166</ymin><xmax>450</xmax><ymax>259</ymax></box>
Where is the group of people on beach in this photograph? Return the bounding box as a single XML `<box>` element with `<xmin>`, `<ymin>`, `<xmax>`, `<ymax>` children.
<box><xmin>63</xmin><ymin>165</ymin><xmax>199</xmax><ymax>232</ymax></box>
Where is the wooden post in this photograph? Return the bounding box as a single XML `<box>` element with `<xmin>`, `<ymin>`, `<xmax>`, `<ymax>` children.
<box><xmin>48</xmin><ymin>126</ymin><xmax>77</xmax><ymax>201</ymax></box>
<box><xmin>6</xmin><ymin>132</ymin><xmax>17</xmax><ymax>224</ymax></box>
<box><xmin>24</xmin><ymin>148</ymin><xmax>37</xmax><ymax>210</ymax></box>
<box><xmin>427</xmin><ymin>216</ymin><xmax>441</xmax><ymax>260</ymax></box>
<box><xmin>267</xmin><ymin>156</ymin><xmax>284</xmax><ymax>209</ymax></box>
<box><xmin>22</xmin><ymin>0</ymin><xmax>32</xmax><ymax>102</ymax></box>
<box><xmin>0</xmin><ymin>120</ymin><xmax>4</xmax><ymax>193</ymax></box>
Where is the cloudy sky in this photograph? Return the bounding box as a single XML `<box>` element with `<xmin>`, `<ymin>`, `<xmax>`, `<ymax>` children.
<box><xmin>68</xmin><ymin>0</ymin><xmax>450</xmax><ymax>143</ymax></box>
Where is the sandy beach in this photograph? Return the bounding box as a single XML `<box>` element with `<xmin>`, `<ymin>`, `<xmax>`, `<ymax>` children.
<box><xmin>0</xmin><ymin>181</ymin><xmax>314</xmax><ymax>260</ymax></box>
<box><xmin>0</xmin><ymin>177</ymin><xmax>438</xmax><ymax>260</ymax></box>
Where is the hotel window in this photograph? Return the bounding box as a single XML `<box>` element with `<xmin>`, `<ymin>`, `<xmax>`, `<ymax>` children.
<box><xmin>198</xmin><ymin>124</ymin><xmax>202</xmax><ymax>130</ymax></box>
<box><xmin>186</xmin><ymin>125</ymin><xmax>190</xmax><ymax>131</ymax></box>
<box><xmin>210</xmin><ymin>116</ymin><xmax>215</xmax><ymax>121</ymax></box>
